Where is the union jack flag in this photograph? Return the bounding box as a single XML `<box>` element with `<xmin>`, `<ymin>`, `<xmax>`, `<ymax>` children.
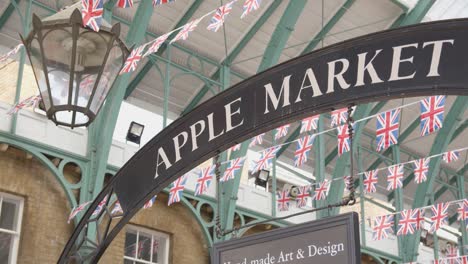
<box><xmin>120</xmin><ymin>45</ymin><xmax>145</xmax><ymax>74</ymax></box>
<box><xmin>457</xmin><ymin>199</ymin><xmax>468</xmax><ymax>225</ymax></box>
<box><xmin>249</xmin><ymin>133</ymin><xmax>265</xmax><ymax>147</ymax></box>
<box><xmin>413</xmin><ymin>158</ymin><xmax>429</xmax><ymax>184</ymax></box>
<box><xmin>111</xmin><ymin>201</ymin><xmax>123</xmax><ymax>216</ymax></box>
<box><xmin>386</xmin><ymin>164</ymin><xmax>404</xmax><ymax>191</ymax></box>
<box><xmin>241</xmin><ymin>0</ymin><xmax>262</xmax><ymax>19</ymax></box>
<box><xmin>230</xmin><ymin>143</ymin><xmax>241</xmax><ymax>152</ymax></box>
<box><xmin>363</xmin><ymin>170</ymin><xmax>379</xmax><ymax>194</ymax></box>
<box><xmin>221</xmin><ymin>157</ymin><xmax>245</xmax><ymax>182</ymax></box>
<box><xmin>153</xmin><ymin>0</ymin><xmax>175</xmax><ymax>6</ymax></box>
<box><xmin>274</xmin><ymin>124</ymin><xmax>290</xmax><ymax>140</ymax></box>
<box><xmin>295</xmin><ymin>186</ymin><xmax>310</xmax><ymax>208</ymax></box>
<box><xmin>253</xmin><ymin>146</ymin><xmax>280</xmax><ymax>173</ymax></box>
<box><xmin>445</xmin><ymin>245</ymin><xmax>459</xmax><ymax>264</ymax></box>
<box><xmin>7</xmin><ymin>95</ymin><xmax>41</xmax><ymax>115</ymax></box>
<box><xmin>132</xmin><ymin>240</ymin><xmax>145</xmax><ymax>258</ymax></box>
<box><xmin>300</xmin><ymin>115</ymin><xmax>319</xmax><ymax>133</ymax></box>
<box><xmin>294</xmin><ymin>135</ymin><xmax>315</xmax><ymax>167</ymax></box>
<box><xmin>143</xmin><ymin>195</ymin><xmax>157</xmax><ymax>209</ymax></box>
<box><xmin>429</xmin><ymin>203</ymin><xmax>449</xmax><ymax>233</ymax></box>
<box><xmin>397</xmin><ymin>209</ymin><xmax>424</xmax><ymax>236</ymax></box>
<box><xmin>79</xmin><ymin>75</ymin><xmax>95</xmax><ymax>96</ymax></box>
<box><xmin>207</xmin><ymin>1</ymin><xmax>235</xmax><ymax>32</ymax></box>
<box><xmin>81</xmin><ymin>0</ymin><xmax>103</xmax><ymax>32</ymax></box>
<box><xmin>143</xmin><ymin>33</ymin><xmax>170</xmax><ymax>57</ymax></box>
<box><xmin>420</xmin><ymin>96</ymin><xmax>445</xmax><ymax>136</ymax></box>
<box><xmin>376</xmin><ymin>109</ymin><xmax>400</xmax><ymax>152</ymax></box>
<box><xmin>312</xmin><ymin>180</ymin><xmax>330</xmax><ymax>201</ymax></box>
<box><xmin>372</xmin><ymin>215</ymin><xmax>394</xmax><ymax>240</ymax></box>
<box><xmin>92</xmin><ymin>195</ymin><xmax>108</xmax><ymax>217</ymax></box>
<box><xmin>337</xmin><ymin>125</ymin><xmax>351</xmax><ymax>156</ymax></box>
<box><xmin>443</xmin><ymin>151</ymin><xmax>460</xmax><ymax>163</ymax></box>
<box><xmin>277</xmin><ymin>190</ymin><xmax>290</xmax><ymax>211</ymax></box>
<box><xmin>195</xmin><ymin>166</ymin><xmax>215</xmax><ymax>196</ymax></box>
<box><xmin>331</xmin><ymin>108</ymin><xmax>348</xmax><ymax>127</ymax></box>
<box><xmin>170</xmin><ymin>18</ymin><xmax>201</xmax><ymax>44</ymax></box>
<box><xmin>117</xmin><ymin>0</ymin><xmax>133</xmax><ymax>8</ymax></box>
<box><xmin>67</xmin><ymin>201</ymin><xmax>91</xmax><ymax>223</ymax></box>
<box><xmin>168</xmin><ymin>175</ymin><xmax>187</xmax><ymax>206</ymax></box>
<box><xmin>458</xmin><ymin>256</ymin><xmax>468</xmax><ymax>264</ymax></box>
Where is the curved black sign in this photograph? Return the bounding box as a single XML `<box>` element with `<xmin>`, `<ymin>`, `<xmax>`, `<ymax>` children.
<box><xmin>60</xmin><ymin>19</ymin><xmax>468</xmax><ymax>262</ymax></box>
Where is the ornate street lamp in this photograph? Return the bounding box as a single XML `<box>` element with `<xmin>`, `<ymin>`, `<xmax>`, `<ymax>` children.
<box><xmin>20</xmin><ymin>3</ymin><xmax>129</xmax><ymax>128</ymax></box>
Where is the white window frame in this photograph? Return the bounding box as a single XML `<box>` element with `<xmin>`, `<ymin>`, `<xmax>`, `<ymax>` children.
<box><xmin>123</xmin><ymin>225</ymin><xmax>170</xmax><ymax>264</ymax></box>
<box><xmin>0</xmin><ymin>192</ymin><xmax>24</xmax><ymax>264</ymax></box>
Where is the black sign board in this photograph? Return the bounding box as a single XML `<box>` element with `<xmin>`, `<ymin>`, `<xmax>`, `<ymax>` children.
<box><xmin>212</xmin><ymin>213</ymin><xmax>361</xmax><ymax>264</ymax></box>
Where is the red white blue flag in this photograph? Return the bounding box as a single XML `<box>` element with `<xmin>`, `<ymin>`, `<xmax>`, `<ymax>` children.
<box><xmin>429</xmin><ymin>203</ymin><xmax>449</xmax><ymax>233</ymax></box>
<box><xmin>68</xmin><ymin>201</ymin><xmax>91</xmax><ymax>223</ymax></box>
<box><xmin>81</xmin><ymin>0</ymin><xmax>103</xmax><ymax>32</ymax></box>
<box><xmin>312</xmin><ymin>180</ymin><xmax>330</xmax><ymax>201</ymax></box>
<box><xmin>153</xmin><ymin>0</ymin><xmax>176</xmax><ymax>6</ymax></box>
<box><xmin>168</xmin><ymin>175</ymin><xmax>187</xmax><ymax>205</ymax></box>
<box><xmin>120</xmin><ymin>45</ymin><xmax>146</xmax><ymax>74</ymax></box>
<box><xmin>221</xmin><ymin>157</ymin><xmax>245</xmax><ymax>182</ymax></box>
<box><xmin>413</xmin><ymin>158</ymin><xmax>429</xmax><ymax>184</ymax></box>
<box><xmin>230</xmin><ymin>143</ymin><xmax>241</xmax><ymax>151</ymax></box>
<box><xmin>363</xmin><ymin>170</ymin><xmax>379</xmax><ymax>194</ymax></box>
<box><xmin>386</xmin><ymin>164</ymin><xmax>404</xmax><ymax>191</ymax></box>
<box><xmin>144</xmin><ymin>33</ymin><xmax>170</xmax><ymax>57</ymax></box>
<box><xmin>397</xmin><ymin>209</ymin><xmax>424</xmax><ymax>236</ymax></box>
<box><xmin>195</xmin><ymin>166</ymin><xmax>215</xmax><ymax>196</ymax></box>
<box><xmin>253</xmin><ymin>146</ymin><xmax>280</xmax><ymax>172</ymax></box>
<box><xmin>241</xmin><ymin>0</ymin><xmax>262</xmax><ymax>19</ymax></box>
<box><xmin>420</xmin><ymin>96</ymin><xmax>445</xmax><ymax>136</ymax></box>
<box><xmin>117</xmin><ymin>0</ymin><xmax>133</xmax><ymax>8</ymax></box>
<box><xmin>445</xmin><ymin>245</ymin><xmax>459</xmax><ymax>264</ymax></box>
<box><xmin>372</xmin><ymin>215</ymin><xmax>394</xmax><ymax>240</ymax></box>
<box><xmin>277</xmin><ymin>190</ymin><xmax>290</xmax><ymax>211</ymax></box>
<box><xmin>274</xmin><ymin>124</ymin><xmax>290</xmax><ymax>140</ymax></box>
<box><xmin>249</xmin><ymin>133</ymin><xmax>265</xmax><ymax>147</ymax></box>
<box><xmin>331</xmin><ymin>108</ymin><xmax>348</xmax><ymax>127</ymax></box>
<box><xmin>300</xmin><ymin>115</ymin><xmax>319</xmax><ymax>133</ymax></box>
<box><xmin>143</xmin><ymin>196</ymin><xmax>157</xmax><ymax>209</ymax></box>
<box><xmin>111</xmin><ymin>201</ymin><xmax>123</xmax><ymax>216</ymax></box>
<box><xmin>376</xmin><ymin>109</ymin><xmax>400</xmax><ymax>152</ymax></box>
<box><xmin>443</xmin><ymin>150</ymin><xmax>460</xmax><ymax>163</ymax></box>
<box><xmin>207</xmin><ymin>1</ymin><xmax>235</xmax><ymax>32</ymax></box>
<box><xmin>337</xmin><ymin>125</ymin><xmax>351</xmax><ymax>156</ymax></box>
<box><xmin>295</xmin><ymin>186</ymin><xmax>310</xmax><ymax>208</ymax></box>
<box><xmin>92</xmin><ymin>195</ymin><xmax>108</xmax><ymax>217</ymax></box>
<box><xmin>170</xmin><ymin>18</ymin><xmax>201</xmax><ymax>44</ymax></box>
<box><xmin>294</xmin><ymin>135</ymin><xmax>315</xmax><ymax>167</ymax></box>
<box><xmin>457</xmin><ymin>199</ymin><xmax>468</xmax><ymax>225</ymax></box>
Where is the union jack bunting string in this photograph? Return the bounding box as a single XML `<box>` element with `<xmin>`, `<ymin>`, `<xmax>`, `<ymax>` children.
<box><xmin>274</xmin><ymin>124</ymin><xmax>290</xmax><ymax>140</ymax></box>
<box><xmin>168</xmin><ymin>175</ymin><xmax>187</xmax><ymax>206</ymax></box>
<box><xmin>300</xmin><ymin>115</ymin><xmax>319</xmax><ymax>133</ymax></box>
<box><xmin>194</xmin><ymin>165</ymin><xmax>215</xmax><ymax>196</ymax></box>
<box><xmin>429</xmin><ymin>203</ymin><xmax>449</xmax><ymax>233</ymax></box>
<box><xmin>241</xmin><ymin>0</ymin><xmax>262</xmax><ymax>19</ymax></box>
<box><xmin>153</xmin><ymin>0</ymin><xmax>176</xmax><ymax>6</ymax></box>
<box><xmin>81</xmin><ymin>0</ymin><xmax>103</xmax><ymax>32</ymax></box>
<box><xmin>7</xmin><ymin>95</ymin><xmax>41</xmax><ymax>115</ymax></box>
<box><xmin>143</xmin><ymin>196</ymin><xmax>157</xmax><ymax>209</ymax></box>
<box><xmin>295</xmin><ymin>186</ymin><xmax>310</xmax><ymax>208</ymax></box>
<box><xmin>386</xmin><ymin>164</ymin><xmax>404</xmax><ymax>191</ymax></box>
<box><xmin>372</xmin><ymin>215</ymin><xmax>394</xmax><ymax>241</ymax></box>
<box><xmin>276</xmin><ymin>190</ymin><xmax>290</xmax><ymax>212</ymax></box>
<box><xmin>363</xmin><ymin>170</ymin><xmax>378</xmax><ymax>194</ymax></box>
<box><xmin>249</xmin><ymin>133</ymin><xmax>265</xmax><ymax>147</ymax></box>
<box><xmin>120</xmin><ymin>44</ymin><xmax>146</xmax><ymax>75</ymax></box>
<box><xmin>330</xmin><ymin>108</ymin><xmax>348</xmax><ymax>127</ymax></box>
<box><xmin>294</xmin><ymin>135</ymin><xmax>315</xmax><ymax>167</ymax></box>
<box><xmin>336</xmin><ymin>125</ymin><xmax>352</xmax><ymax>156</ymax></box>
<box><xmin>143</xmin><ymin>33</ymin><xmax>170</xmax><ymax>57</ymax></box>
<box><xmin>376</xmin><ymin>109</ymin><xmax>400</xmax><ymax>152</ymax></box>
<box><xmin>221</xmin><ymin>157</ymin><xmax>245</xmax><ymax>182</ymax></box>
<box><xmin>117</xmin><ymin>0</ymin><xmax>133</xmax><ymax>8</ymax></box>
<box><xmin>170</xmin><ymin>18</ymin><xmax>202</xmax><ymax>44</ymax></box>
<box><xmin>413</xmin><ymin>158</ymin><xmax>429</xmax><ymax>184</ymax></box>
<box><xmin>396</xmin><ymin>209</ymin><xmax>424</xmax><ymax>236</ymax></box>
<box><xmin>457</xmin><ymin>199</ymin><xmax>468</xmax><ymax>225</ymax></box>
<box><xmin>312</xmin><ymin>180</ymin><xmax>330</xmax><ymax>201</ymax></box>
<box><xmin>443</xmin><ymin>150</ymin><xmax>460</xmax><ymax>163</ymax></box>
<box><xmin>92</xmin><ymin>195</ymin><xmax>109</xmax><ymax>217</ymax></box>
<box><xmin>0</xmin><ymin>43</ymin><xmax>23</xmax><ymax>64</ymax></box>
<box><xmin>253</xmin><ymin>146</ymin><xmax>280</xmax><ymax>173</ymax></box>
<box><xmin>67</xmin><ymin>201</ymin><xmax>91</xmax><ymax>223</ymax></box>
<box><xmin>111</xmin><ymin>201</ymin><xmax>123</xmax><ymax>215</ymax></box>
<box><xmin>207</xmin><ymin>0</ymin><xmax>235</xmax><ymax>32</ymax></box>
<box><xmin>420</xmin><ymin>95</ymin><xmax>445</xmax><ymax>136</ymax></box>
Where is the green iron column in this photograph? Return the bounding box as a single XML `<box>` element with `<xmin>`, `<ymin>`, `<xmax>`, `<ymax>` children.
<box><xmin>456</xmin><ymin>167</ymin><xmax>468</xmax><ymax>255</ymax></box>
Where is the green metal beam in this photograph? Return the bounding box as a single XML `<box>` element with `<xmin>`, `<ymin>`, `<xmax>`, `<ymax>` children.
<box><xmin>124</xmin><ymin>0</ymin><xmax>204</xmax><ymax>99</ymax></box>
<box><xmin>181</xmin><ymin>0</ymin><xmax>282</xmax><ymax>115</ymax></box>
<box><xmin>394</xmin><ymin>0</ymin><xmax>435</xmax><ymax>27</ymax></box>
<box><xmin>103</xmin><ymin>0</ymin><xmax>118</xmax><ymax>22</ymax></box>
<box><xmin>0</xmin><ymin>0</ymin><xmax>20</xmax><ymax>30</ymax></box>
<box><xmin>403</xmin><ymin>96</ymin><xmax>467</xmax><ymax>262</ymax></box>
<box><xmin>434</xmin><ymin>163</ymin><xmax>468</xmax><ymax>201</ymax></box>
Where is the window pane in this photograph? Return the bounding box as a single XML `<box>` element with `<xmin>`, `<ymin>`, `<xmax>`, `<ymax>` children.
<box><xmin>123</xmin><ymin>259</ymin><xmax>134</xmax><ymax>264</ymax></box>
<box><xmin>124</xmin><ymin>230</ymin><xmax>137</xmax><ymax>258</ymax></box>
<box><xmin>0</xmin><ymin>200</ymin><xmax>17</xmax><ymax>230</ymax></box>
<box><xmin>138</xmin><ymin>233</ymin><xmax>151</xmax><ymax>261</ymax></box>
<box><xmin>152</xmin><ymin>237</ymin><xmax>162</xmax><ymax>263</ymax></box>
<box><xmin>0</xmin><ymin>232</ymin><xmax>12</xmax><ymax>263</ymax></box>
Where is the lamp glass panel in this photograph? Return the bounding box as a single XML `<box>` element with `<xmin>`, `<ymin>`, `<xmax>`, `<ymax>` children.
<box><xmin>29</xmin><ymin>39</ymin><xmax>50</xmax><ymax>109</ymax></box>
<box><xmin>130</xmin><ymin>123</ymin><xmax>144</xmax><ymax>136</ymax></box>
<box><xmin>258</xmin><ymin>170</ymin><xmax>269</xmax><ymax>181</ymax></box>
